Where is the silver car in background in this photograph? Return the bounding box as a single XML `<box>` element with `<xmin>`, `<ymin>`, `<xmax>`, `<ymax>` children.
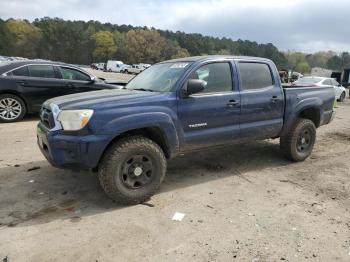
<box><xmin>295</xmin><ymin>76</ymin><xmax>347</xmax><ymax>102</ymax></box>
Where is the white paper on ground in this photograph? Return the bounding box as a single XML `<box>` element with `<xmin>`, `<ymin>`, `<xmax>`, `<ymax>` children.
<box><xmin>172</xmin><ymin>212</ymin><xmax>185</xmax><ymax>221</ymax></box>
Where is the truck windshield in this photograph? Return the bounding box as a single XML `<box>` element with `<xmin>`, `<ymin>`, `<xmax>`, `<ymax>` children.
<box><xmin>126</xmin><ymin>62</ymin><xmax>191</xmax><ymax>92</ymax></box>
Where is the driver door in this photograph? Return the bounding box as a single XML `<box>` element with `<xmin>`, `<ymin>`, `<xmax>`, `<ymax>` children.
<box><xmin>177</xmin><ymin>61</ymin><xmax>241</xmax><ymax>150</ymax></box>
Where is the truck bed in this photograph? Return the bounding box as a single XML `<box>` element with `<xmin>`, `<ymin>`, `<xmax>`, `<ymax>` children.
<box><xmin>281</xmin><ymin>85</ymin><xmax>335</xmax><ymax>135</ymax></box>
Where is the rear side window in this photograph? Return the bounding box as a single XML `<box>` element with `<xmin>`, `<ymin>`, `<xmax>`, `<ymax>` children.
<box><xmin>28</xmin><ymin>65</ymin><xmax>56</xmax><ymax>79</ymax></box>
<box><xmin>323</xmin><ymin>79</ymin><xmax>332</xmax><ymax>85</ymax></box>
<box><xmin>59</xmin><ymin>67</ymin><xmax>91</xmax><ymax>81</ymax></box>
<box><xmin>11</xmin><ymin>66</ymin><xmax>29</xmax><ymax>77</ymax></box>
<box><xmin>190</xmin><ymin>62</ymin><xmax>233</xmax><ymax>93</ymax></box>
<box><xmin>238</xmin><ymin>62</ymin><xmax>273</xmax><ymax>90</ymax></box>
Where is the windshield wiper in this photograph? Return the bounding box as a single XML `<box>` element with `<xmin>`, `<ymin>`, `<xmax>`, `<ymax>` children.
<box><xmin>133</xmin><ymin>88</ymin><xmax>154</xmax><ymax>92</ymax></box>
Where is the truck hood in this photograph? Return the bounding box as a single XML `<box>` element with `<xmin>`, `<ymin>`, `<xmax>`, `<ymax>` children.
<box><xmin>44</xmin><ymin>89</ymin><xmax>163</xmax><ymax>110</ymax></box>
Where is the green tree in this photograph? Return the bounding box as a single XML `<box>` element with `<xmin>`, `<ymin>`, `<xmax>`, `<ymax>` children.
<box><xmin>34</xmin><ymin>18</ymin><xmax>93</xmax><ymax>64</ymax></box>
<box><xmin>91</xmin><ymin>31</ymin><xmax>117</xmax><ymax>61</ymax></box>
<box><xmin>327</xmin><ymin>56</ymin><xmax>342</xmax><ymax>70</ymax></box>
<box><xmin>305</xmin><ymin>51</ymin><xmax>335</xmax><ymax>69</ymax></box>
<box><xmin>171</xmin><ymin>47</ymin><xmax>190</xmax><ymax>59</ymax></box>
<box><xmin>285</xmin><ymin>52</ymin><xmax>307</xmax><ymax>70</ymax></box>
<box><xmin>295</xmin><ymin>61</ymin><xmax>310</xmax><ymax>74</ymax></box>
<box><xmin>0</xmin><ymin>19</ymin><xmax>9</xmax><ymax>54</ymax></box>
<box><xmin>125</xmin><ymin>29</ymin><xmax>166</xmax><ymax>64</ymax></box>
<box><xmin>0</xmin><ymin>16</ymin><xmax>343</xmax><ymax>70</ymax></box>
<box><xmin>216</xmin><ymin>49</ymin><xmax>231</xmax><ymax>55</ymax></box>
<box><xmin>340</xmin><ymin>52</ymin><xmax>350</xmax><ymax>69</ymax></box>
<box><xmin>5</xmin><ymin>19</ymin><xmax>42</xmax><ymax>58</ymax></box>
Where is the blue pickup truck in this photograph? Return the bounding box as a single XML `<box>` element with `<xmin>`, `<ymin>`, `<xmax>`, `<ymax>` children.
<box><xmin>37</xmin><ymin>56</ymin><xmax>335</xmax><ymax>204</ymax></box>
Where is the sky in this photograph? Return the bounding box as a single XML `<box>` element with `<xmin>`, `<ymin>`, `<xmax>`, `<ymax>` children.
<box><xmin>0</xmin><ymin>0</ymin><xmax>349</xmax><ymax>53</ymax></box>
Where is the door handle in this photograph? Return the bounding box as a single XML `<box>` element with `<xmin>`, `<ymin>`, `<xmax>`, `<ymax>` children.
<box><xmin>270</xmin><ymin>96</ymin><xmax>279</xmax><ymax>103</ymax></box>
<box><xmin>227</xmin><ymin>100</ymin><xmax>239</xmax><ymax>107</ymax></box>
<box><xmin>65</xmin><ymin>82</ymin><xmax>75</xmax><ymax>87</ymax></box>
<box><xmin>17</xmin><ymin>81</ymin><xmax>28</xmax><ymax>86</ymax></box>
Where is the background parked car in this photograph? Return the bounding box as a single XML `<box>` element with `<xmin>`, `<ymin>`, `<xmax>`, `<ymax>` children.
<box><xmin>294</xmin><ymin>76</ymin><xmax>347</xmax><ymax>102</ymax></box>
<box><xmin>0</xmin><ymin>61</ymin><xmax>121</xmax><ymax>122</ymax></box>
<box><xmin>106</xmin><ymin>60</ymin><xmax>130</xmax><ymax>73</ymax></box>
<box><xmin>125</xmin><ymin>64</ymin><xmax>147</xmax><ymax>74</ymax></box>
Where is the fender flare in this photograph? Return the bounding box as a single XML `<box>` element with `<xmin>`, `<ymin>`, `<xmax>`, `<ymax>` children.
<box><xmin>100</xmin><ymin>112</ymin><xmax>180</xmax><ymax>154</ymax></box>
<box><xmin>280</xmin><ymin>97</ymin><xmax>322</xmax><ymax>136</ymax></box>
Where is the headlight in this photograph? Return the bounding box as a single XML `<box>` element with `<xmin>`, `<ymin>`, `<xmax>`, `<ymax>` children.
<box><xmin>57</xmin><ymin>109</ymin><xmax>94</xmax><ymax>131</ymax></box>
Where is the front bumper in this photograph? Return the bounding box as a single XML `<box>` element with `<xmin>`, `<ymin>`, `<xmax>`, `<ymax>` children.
<box><xmin>37</xmin><ymin>123</ymin><xmax>111</xmax><ymax>169</ymax></box>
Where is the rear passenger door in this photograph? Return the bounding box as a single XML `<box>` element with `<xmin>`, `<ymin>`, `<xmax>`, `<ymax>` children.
<box><xmin>25</xmin><ymin>65</ymin><xmax>67</xmax><ymax>111</ymax></box>
<box><xmin>237</xmin><ymin>61</ymin><xmax>284</xmax><ymax>139</ymax></box>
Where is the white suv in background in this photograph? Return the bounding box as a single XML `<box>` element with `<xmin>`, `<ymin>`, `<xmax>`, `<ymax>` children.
<box><xmin>295</xmin><ymin>76</ymin><xmax>347</xmax><ymax>102</ymax></box>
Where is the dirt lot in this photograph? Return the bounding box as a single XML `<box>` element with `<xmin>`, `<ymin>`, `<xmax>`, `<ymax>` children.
<box><xmin>0</xmin><ymin>94</ymin><xmax>350</xmax><ymax>261</ymax></box>
<box><xmin>84</xmin><ymin>68</ymin><xmax>135</xmax><ymax>82</ymax></box>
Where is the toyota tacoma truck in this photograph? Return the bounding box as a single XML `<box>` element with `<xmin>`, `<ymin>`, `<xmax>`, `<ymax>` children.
<box><xmin>37</xmin><ymin>56</ymin><xmax>335</xmax><ymax>204</ymax></box>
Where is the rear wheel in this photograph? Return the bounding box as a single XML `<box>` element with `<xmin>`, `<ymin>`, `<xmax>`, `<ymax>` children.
<box><xmin>98</xmin><ymin>136</ymin><xmax>167</xmax><ymax>204</ymax></box>
<box><xmin>338</xmin><ymin>91</ymin><xmax>346</xmax><ymax>102</ymax></box>
<box><xmin>0</xmin><ymin>94</ymin><xmax>26</xmax><ymax>123</ymax></box>
<box><xmin>280</xmin><ymin>118</ymin><xmax>316</xmax><ymax>162</ymax></box>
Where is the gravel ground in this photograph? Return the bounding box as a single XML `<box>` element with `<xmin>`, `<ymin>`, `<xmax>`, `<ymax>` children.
<box><xmin>0</xmin><ymin>92</ymin><xmax>349</xmax><ymax>261</ymax></box>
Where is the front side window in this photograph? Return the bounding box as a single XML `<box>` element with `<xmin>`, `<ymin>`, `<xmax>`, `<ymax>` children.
<box><xmin>28</xmin><ymin>65</ymin><xmax>56</xmax><ymax>79</ymax></box>
<box><xmin>189</xmin><ymin>62</ymin><xmax>233</xmax><ymax>93</ymax></box>
<box><xmin>10</xmin><ymin>66</ymin><xmax>29</xmax><ymax>77</ymax></box>
<box><xmin>59</xmin><ymin>67</ymin><xmax>91</xmax><ymax>81</ymax></box>
<box><xmin>238</xmin><ymin>62</ymin><xmax>273</xmax><ymax>90</ymax></box>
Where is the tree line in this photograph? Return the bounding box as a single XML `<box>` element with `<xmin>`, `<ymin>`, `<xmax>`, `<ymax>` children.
<box><xmin>0</xmin><ymin>17</ymin><xmax>349</xmax><ymax>73</ymax></box>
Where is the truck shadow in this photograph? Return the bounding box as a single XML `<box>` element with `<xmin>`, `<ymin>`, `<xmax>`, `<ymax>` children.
<box><xmin>0</xmin><ymin>140</ymin><xmax>289</xmax><ymax>228</ymax></box>
<box><xmin>163</xmin><ymin>140</ymin><xmax>289</xmax><ymax>192</ymax></box>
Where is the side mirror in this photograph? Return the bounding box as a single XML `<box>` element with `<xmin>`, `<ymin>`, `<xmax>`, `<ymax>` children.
<box><xmin>90</xmin><ymin>76</ymin><xmax>96</xmax><ymax>82</ymax></box>
<box><xmin>182</xmin><ymin>79</ymin><xmax>205</xmax><ymax>96</ymax></box>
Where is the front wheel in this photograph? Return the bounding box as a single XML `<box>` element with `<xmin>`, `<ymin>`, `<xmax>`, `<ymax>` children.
<box><xmin>98</xmin><ymin>136</ymin><xmax>167</xmax><ymax>204</ymax></box>
<box><xmin>280</xmin><ymin>118</ymin><xmax>316</xmax><ymax>162</ymax></box>
<box><xmin>0</xmin><ymin>94</ymin><xmax>26</xmax><ymax>123</ymax></box>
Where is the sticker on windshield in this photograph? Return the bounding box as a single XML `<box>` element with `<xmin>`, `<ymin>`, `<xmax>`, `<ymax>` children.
<box><xmin>170</xmin><ymin>63</ymin><xmax>189</xmax><ymax>69</ymax></box>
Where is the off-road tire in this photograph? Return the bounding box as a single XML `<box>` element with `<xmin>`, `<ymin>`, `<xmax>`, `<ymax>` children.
<box><xmin>0</xmin><ymin>94</ymin><xmax>26</xmax><ymax>123</ymax></box>
<box><xmin>280</xmin><ymin>118</ymin><xmax>316</xmax><ymax>162</ymax></box>
<box><xmin>98</xmin><ymin>136</ymin><xmax>167</xmax><ymax>204</ymax></box>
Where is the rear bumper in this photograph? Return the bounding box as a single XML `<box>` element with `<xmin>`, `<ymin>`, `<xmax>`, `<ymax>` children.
<box><xmin>37</xmin><ymin>123</ymin><xmax>111</xmax><ymax>169</ymax></box>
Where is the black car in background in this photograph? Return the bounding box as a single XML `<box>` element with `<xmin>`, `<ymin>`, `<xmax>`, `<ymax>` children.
<box><xmin>0</xmin><ymin>61</ymin><xmax>121</xmax><ymax>122</ymax></box>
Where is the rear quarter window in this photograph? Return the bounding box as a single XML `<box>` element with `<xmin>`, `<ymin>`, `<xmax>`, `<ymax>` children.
<box><xmin>323</xmin><ymin>79</ymin><xmax>332</xmax><ymax>85</ymax></box>
<box><xmin>238</xmin><ymin>62</ymin><xmax>273</xmax><ymax>90</ymax></box>
<box><xmin>10</xmin><ymin>66</ymin><xmax>29</xmax><ymax>77</ymax></box>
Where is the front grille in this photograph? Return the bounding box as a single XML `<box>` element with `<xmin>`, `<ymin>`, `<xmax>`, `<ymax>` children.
<box><xmin>40</xmin><ymin>107</ymin><xmax>55</xmax><ymax>129</ymax></box>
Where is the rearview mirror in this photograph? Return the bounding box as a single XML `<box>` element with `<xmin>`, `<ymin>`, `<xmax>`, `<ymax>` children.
<box><xmin>182</xmin><ymin>79</ymin><xmax>205</xmax><ymax>96</ymax></box>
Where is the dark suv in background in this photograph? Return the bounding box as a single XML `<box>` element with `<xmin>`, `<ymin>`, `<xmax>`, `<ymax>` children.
<box><xmin>0</xmin><ymin>61</ymin><xmax>121</xmax><ymax>122</ymax></box>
